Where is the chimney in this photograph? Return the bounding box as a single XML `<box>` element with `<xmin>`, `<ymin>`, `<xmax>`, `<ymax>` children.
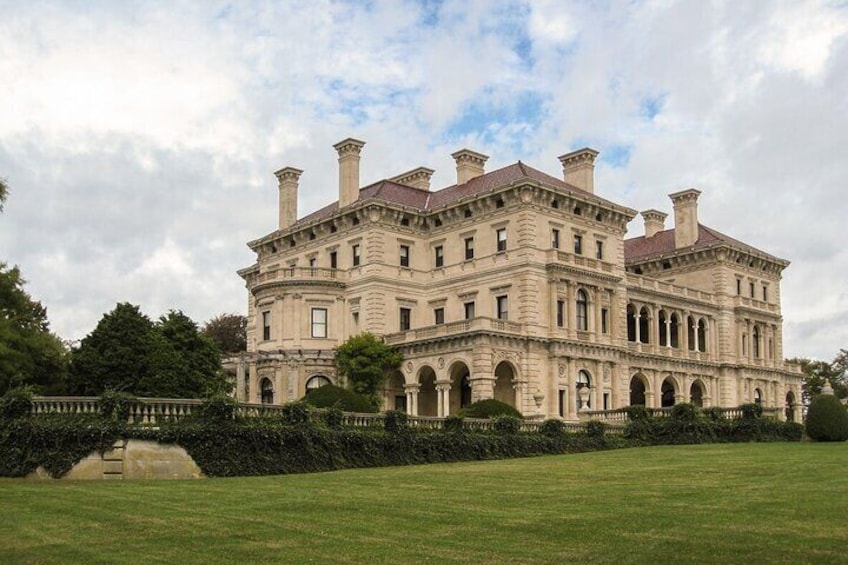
<box><xmin>669</xmin><ymin>188</ymin><xmax>702</xmax><ymax>248</ymax></box>
<box><xmin>451</xmin><ymin>149</ymin><xmax>489</xmax><ymax>185</ymax></box>
<box><xmin>274</xmin><ymin>166</ymin><xmax>303</xmax><ymax>230</ymax></box>
<box><xmin>641</xmin><ymin>209</ymin><xmax>668</xmax><ymax>238</ymax></box>
<box><xmin>390</xmin><ymin>167</ymin><xmax>436</xmax><ymax>190</ymax></box>
<box><xmin>333</xmin><ymin>138</ymin><xmax>366</xmax><ymax>208</ymax></box>
<box><xmin>558</xmin><ymin>148</ymin><xmax>599</xmax><ymax>194</ymax></box>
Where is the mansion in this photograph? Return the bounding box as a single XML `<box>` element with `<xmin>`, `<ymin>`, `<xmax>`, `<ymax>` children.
<box><xmin>234</xmin><ymin>138</ymin><xmax>803</xmax><ymax>421</ymax></box>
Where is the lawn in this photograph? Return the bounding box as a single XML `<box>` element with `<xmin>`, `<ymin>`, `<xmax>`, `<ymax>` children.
<box><xmin>1</xmin><ymin>442</ymin><xmax>846</xmax><ymax>564</ymax></box>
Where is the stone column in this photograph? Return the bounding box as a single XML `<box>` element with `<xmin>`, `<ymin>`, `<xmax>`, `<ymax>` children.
<box><xmin>435</xmin><ymin>380</ymin><xmax>451</xmax><ymax>417</ymax></box>
<box><xmin>566</xmin><ymin>281</ymin><xmax>577</xmax><ymax>339</ymax></box>
<box><xmin>236</xmin><ymin>361</ymin><xmax>246</xmax><ymax>402</ymax></box>
<box><xmin>404</xmin><ymin>383</ymin><xmax>420</xmax><ymax>416</ymax></box>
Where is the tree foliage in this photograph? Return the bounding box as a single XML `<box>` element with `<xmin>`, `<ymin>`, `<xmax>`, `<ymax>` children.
<box><xmin>805</xmin><ymin>393</ymin><xmax>848</xmax><ymax>442</ymax></box>
<box><xmin>0</xmin><ymin>177</ymin><xmax>7</xmax><ymax>212</ymax></box>
<box><xmin>789</xmin><ymin>356</ymin><xmax>847</xmax><ymax>402</ymax></box>
<box><xmin>0</xmin><ymin>263</ymin><xmax>68</xmax><ymax>394</ymax></box>
<box><xmin>201</xmin><ymin>313</ymin><xmax>247</xmax><ymax>354</ymax></box>
<box><xmin>334</xmin><ymin>333</ymin><xmax>402</xmax><ymax>407</ymax></box>
<box><xmin>69</xmin><ymin>303</ymin><xmax>228</xmax><ymax>398</ymax></box>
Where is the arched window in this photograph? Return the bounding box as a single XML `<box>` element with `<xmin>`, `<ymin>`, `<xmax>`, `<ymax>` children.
<box><xmin>639</xmin><ymin>306</ymin><xmax>650</xmax><ymax>344</ymax></box>
<box><xmin>629</xmin><ymin>375</ymin><xmax>646</xmax><ymax>406</ymax></box>
<box><xmin>576</xmin><ymin>370</ymin><xmax>591</xmax><ymax>410</ymax></box>
<box><xmin>306</xmin><ymin>375</ymin><xmax>331</xmax><ymax>393</ymax></box>
<box><xmin>260</xmin><ymin>378</ymin><xmax>274</xmax><ymax>405</ymax></box>
<box><xmin>658</xmin><ymin>310</ymin><xmax>668</xmax><ymax>347</ymax></box>
<box><xmin>690</xmin><ymin>381</ymin><xmax>704</xmax><ymax>407</ymax></box>
<box><xmin>785</xmin><ymin>391</ymin><xmax>796</xmax><ymax>422</ymax></box>
<box><xmin>697</xmin><ymin>318</ymin><xmax>707</xmax><ymax>352</ymax></box>
<box><xmin>576</xmin><ymin>290</ymin><xmax>588</xmax><ymax>331</ymax></box>
<box><xmin>626</xmin><ymin>304</ymin><xmax>637</xmax><ymax>342</ymax></box>
<box><xmin>752</xmin><ymin>326</ymin><xmax>761</xmax><ymax>358</ymax></box>
<box><xmin>669</xmin><ymin>313</ymin><xmax>680</xmax><ymax>348</ymax></box>
<box><xmin>661</xmin><ymin>378</ymin><xmax>676</xmax><ymax>408</ymax></box>
<box><xmin>687</xmin><ymin>316</ymin><xmax>696</xmax><ymax>351</ymax></box>
<box><xmin>754</xmin><ymin>388</ymin><xmax>763</xmax><ymax>405</ymax></box>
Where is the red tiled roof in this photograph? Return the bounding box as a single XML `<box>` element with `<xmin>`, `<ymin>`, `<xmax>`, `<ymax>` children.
<box><xmin>624</xmin><ymin>224</ymin><xmax>787</xmax><ymax>264</ymax></box>
<box><xmin>296</xmin><ymin>161</ymin><xmax>622</xmax><ymax>226</ymax></box>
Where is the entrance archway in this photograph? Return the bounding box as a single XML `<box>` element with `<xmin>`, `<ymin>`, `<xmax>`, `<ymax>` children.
<box><xmin>260</xmin><ymin>377</ymin><xmax>274</xmax><ymax>405</ymax></box>
<box><xmin>448</xmin><ymin>361</ymin><xmax>472</xmax><ymax>415</ymax></box>
<box><xmin>754</xmin><ymin>388</ymin><xmax>763</xmax><ymax>405</ymax></box>
<box><xmin>689</xmin><ymin>380</ymin><xmax>705</xmax><ymax>407</ymax></box>
<box><xmin>493</xmin><ymin>361</ymin><xmax>516</xmax><ymax>407</ymax></box>
<box><xmin>629</xmin><ymin>375</ymin><xmax>647</xmax><ymax>406</ymax></box>
<box><xmin>417</xmin><ymin>366</ymin><xmax>438</xmax><ymax>416</ymax></box>
<box><xmin>385</xmin><ymin>371</ymin><xmax>406</xmax><ymax>412</ymax></box>
<box><xmin>661</xmin><ymin>378</ymin><xmax>676</xmax><ymax>408</ymax></box>
<box><xmin>305</xmin><ymin>375</ymin><xmax>331</xmax><ymax>394</ymax></box>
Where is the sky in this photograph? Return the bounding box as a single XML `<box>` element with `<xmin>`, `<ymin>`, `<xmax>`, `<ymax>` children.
<box><xmin>0</xmin><ymin>0</ymin><xmax>846</xmax><ymax>361</ymax></box>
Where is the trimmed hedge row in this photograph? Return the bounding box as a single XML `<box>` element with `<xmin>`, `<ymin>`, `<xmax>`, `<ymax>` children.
<box><xmin>0</xmin><ymin>393</ymin><xmax>805</xmax><ymax>479</ymax></box>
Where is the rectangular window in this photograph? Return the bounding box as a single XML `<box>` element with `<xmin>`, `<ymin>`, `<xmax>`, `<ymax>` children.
<box><xmin>736</xmin><ymin>278</ymin><xmax>742</xmax><ymax>295</ymax></box>
<box><xmin>400</xmin><ymin>245</ymin><xmax>410</xmax><ymax>268</ymax></box>
<box><xmin>601</xmin><ymin>308</ymin><xmax>609</xmax><ymax>334</ymax></box>
<box><xmin>311</xmin><ymin>308</ymin><xmax>327</xmax><ymax>338</ymax></box>
<box><xmin>749</xmin><ymin>281</ymin><xmax>755</xmax><ymax>298</ymax></box>
<box><xmin>558</xmin><ymin>389</ymin><xmax>565</xmax><ymax>418</ymax></box>
<box><xmin>496</xmin><ymin>228</ymin><xmax>507</xmax><ymax>252</ymax></box>
<box><xmin>464</xmin><ymin>237</ymin><xmax>475</xmax><ymax>260</ymax></box>
<box><xmin>596</xmin><ymin>240</ymin><xmax>604</xmax><ymax>260</ymax></box>
<box><xmin>262</xmin><ymin>311</ymin><xmax>271</xmax><ymax>341</ymax></box>
<box><xmin>399</xmin><ymin>307</ymin><xmax>411</xmax><ymax>331</ymax></box>
<box><xmin>762</xmin><ymin>285</ymin><xmax>768</xmax><ymax>302</ymax></box>
<box><xmin>352</xmin><ymin>311</ymin><xmax>359</xmax><ymax>331</ymax></box>
<box><xmin>556</xmin><ymin>300</ymin><xmax>564</xmax><ymax>327</ymax></box>
<box><xmin>330</xmin><ymin>251</ymin><xmax>337</xmax><ymax>269</ymax></box>
<box><xmin>352</xmin><ymin>244</ymin><xmax>361</xmax><ymax>267</ymax></box>
<box><xmin>552</xmin><ymin>228</ymin><xmax>560</xmax><ymax>249</ymax></box>
<box><xmin>573</xmin><ymin>234</ymin><xmax>583</xmax><ymax>255</ymax></box>
<box><xmin>309</xmin><ymin>256</ymin><xmax>317</xmax><ymax>267</ymax></box>
<box><xmin>496</xmin><ymin>296</ymin><xmax>508</xmax><ymax>320</ymax></box>
<box><xmin>464</xmin><ymin>301</ymin><xmax>476</xmax><ymax>320</ymax></box>
<box><xmin>434</xmin><ymin>245</ymin><xmax>444</xmax><ymax>268</ymax></box>
<box><xmin>434</xmin><ymin>307</ymin><xmax>445</xmax><ymax>325</ymax></box>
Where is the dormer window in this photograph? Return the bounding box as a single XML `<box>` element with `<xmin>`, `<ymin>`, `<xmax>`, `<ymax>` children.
<box><xmin>464</xmin><ymin>209</ymin><xmax>472</xmax><ymax>218</ymax></box>
<box><xmin>496</xmin><ymin>198</ymin><xmax>505</xmax><ymax>208</ymax></box>
<box><xmin>573</xmin><ymin>206</ymin><xmax>582</xmax><ymax>216</ymax></box>
<box><xmin>551</xmin><ymin>200</ymin><xmax>560</xmax><ymax>209</ymax></box>
<box><xmin>401</xmin><ymin>216</ymin><xmax>410</xmax><ymax>227</ymax></box>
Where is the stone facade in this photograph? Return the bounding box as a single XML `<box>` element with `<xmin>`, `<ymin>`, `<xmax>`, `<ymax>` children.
<box><xmin>235</xmin><ymin>139</ymin><xmax>804</xmax><ymax>421</ymax></box>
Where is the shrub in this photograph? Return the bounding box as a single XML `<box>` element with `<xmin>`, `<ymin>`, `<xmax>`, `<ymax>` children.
<box><xmin>459</xmin><ymin>399</ymin><xmax>522</xmax><ymax>419</ymax></box>
<box><xmin>492</xmin><ymin>415</ymin><xmax>522</xmax><ymax>435</ymax></box>
<box><xmin>384</xmin><ymin>410</ymin><xmax>408</xmax><ymax>433</ymax></box>
<box><xmin>322</xmin><ymin>407</ymin><xmax>344</xmax><ymax>429</ymax></box>
<box><xmin>586</xmin><ymin>420</ymin><xmax>606</xmax><ymax>440</ymax></box>
<box><xmin>625</xmin><ymin>405</ymin><xmax>651</xmax><ymax>421</ymax></box>
<box><xmin>702</xmin><ymin>407</ymin><xmax>726</xmax><ymax>422</ymax></box>
<box><xmin>740</xmin><ymin>403</ymin><xmax>763</xmax><ymax>420</ymax></box>
<box><xmin>1</xmin><ymin>387</ymin><xmax>34</xmax><ymax>420</ymax></box>
<box><xmin>281</xmin><ymin>401</ymin><xmax>311</xmax><ymax>425</ymax></box>
<box><xmin>444</xmin><ymin>415</ymin><xmax>464</xmax><ymax>432</ymax></box>
<box><xmin>805</xmin><ymin>394</ymin><xmax>848</xmax><ymax>442</ymax></box>
<box><xmin>670</xmin><ymin>403</ymin><xmax>699</xmax><ymax>422</ymax></box>
<box><xmin>197</xmin><ymin>394</ymin><xmax>237</xmax><ymax>423</ymax></box>
<box><xmin>539</xmin><ymin>419</ymin><xmax>565</xmax><ymax>437</ymax></box>
<box><xmin>99</xmin><ymin>390</ymin><xmax>136</xmax><ymax>422</ymax></box>
<box><xmin>303</xmin><ymin>385</ymin><xmax>377</xmax><ymax>413</ymax></box>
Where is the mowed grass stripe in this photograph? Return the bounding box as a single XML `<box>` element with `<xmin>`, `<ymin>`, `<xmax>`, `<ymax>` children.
<box><xmin>1</xmin><ymin>443</ymin><xmax>846</xmax><ymax>564</ymax></box>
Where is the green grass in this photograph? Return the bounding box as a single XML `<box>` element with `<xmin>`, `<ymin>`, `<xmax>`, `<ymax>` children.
<box><xmin>1</xmin><ymin>443</ymin><xmax>846</xmax><ymax>564</ymax></box>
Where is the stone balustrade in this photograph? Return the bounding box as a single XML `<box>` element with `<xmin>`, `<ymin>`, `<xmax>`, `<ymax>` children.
<box><xmin>385</xmin><ymin>316</ymin><xmax>523</xmax><ymax>345</ymax></box>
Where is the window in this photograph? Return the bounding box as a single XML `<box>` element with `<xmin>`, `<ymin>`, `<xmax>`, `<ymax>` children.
<box><xmin>399</xmin><ymin>307</ymin><xmax>411</xmax><ymax>331</ymax></box>
<box><xmin>464</xmin><ymin>301</ymin><xmax>476</xmax><ymax>320</ymax></box>
<box><xmin>434</xmin><ymin>245</ymin><xmax>444</xmax><ymax>268</ymax></box>
<box><xmin>308</xmin><ymin>256</ymin><xmax>317</xmax><ymax>267</ymax></box>
<box><xmin>262</xmin><ymin>311</ymin><xmax>271</xmax><ymax>341</ymax></box>
<box><xmin>601</xmin><ymin>308</ymin><xmax>609</xmax><ymax>334</ymax></box>
<box><xmin>496</xmin><ymin>296</ymin><xmax>508</xmax><ymax>320</ymax></box>
<box><xmin>496</xmin><ymin>228</ymin><xmax>507</xmax><ymax>252</ymax></box>
<box><xmin>595</xmin><ymin>240</ymin><xmax>604</xmax><ymax>260</ymax></box>
<box><xmin>749</xmin><ymin>281</ymin><xmax>755</xmax><ymax>298</ymax></box>
<box><xmin>556</xmin><ymin>300</ymin><xmax>564</xmax><ymax>327</ymax></box>
<box><xmin>352</xmin><ymin>244</ymin><xmax>361</xmax><ymax>267</ymax></box>
<box><xmin>762</xmin><ymin>285</ymin><xmax>768</xmax><ymax>302</ymax></box>
<box><xmin>311</xmin><ymin>308</ymin><xmax>327</xmax><ymax>338</ymax></box>
<box><xmin>576</xmin><ymin>289</ymin><xmax>588</xmax><ymax>331</ymax></box>
<box><xmin>434</xmin><ymin>307</ymin><xmax>445</xmax><ymax>325</ymax></box>
<box><xmin>330</xmin><ymin>251</ymin><xmax>337</xmax><ymax>269</ymax></box>
<box><xmin>573</xmin><ymin>234</ymin><xmax>583</xmax><ymax>255</ymax></box>
<box><xmin>736</xmin><ymin>278</ymin><xmax>742</xmax><ymax>295</ymax></box>
<box><xmin>753</xmin><ymin>326</ymin><xmax>760</xmax><ymax>358</ymax></box>
<box><xmin>352</xmin><ymin>311</ymin><xmax>359</xmax><ymax>331</ymax></box>
<box><xmin>552</xmin><ymin>229</ymin><xmax>560</xmax><ymax>249</ymax></box>
<box><xmin>400</xmin><ymin>245</ymin><xmax>410</xmax><ymax>268</ymax></box>
<box><xmin>464</xmin><ymin>237</ymin><xmax>475</xmax><ymax>260</ymax></box>
<box><xmin>496</xmin><ymin>198</ymin><xmax>504</xmax><ymax>208</ymax></box>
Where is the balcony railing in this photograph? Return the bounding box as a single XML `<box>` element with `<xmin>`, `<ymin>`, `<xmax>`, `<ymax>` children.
<box><xmin>255</xmin><ymin>267</ymin><xmax>347</xmax><ymax>285</ymax></box>
<box><xmin>734</xmin><ymin>296</ymin><xmax>779</xmax><ymax>313</ymax></box>
<box><xmin>583</xmin><ymin>406</ymin><xmax>782</xmax><ymax>422</ymax></box>
<box><xmin>384</xmin><ymin>317</ymin><xmax>523</xmax><ymax>344</ymax></box>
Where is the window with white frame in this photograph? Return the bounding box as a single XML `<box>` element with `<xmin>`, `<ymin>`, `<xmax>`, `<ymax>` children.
<box><xmin>496</xmin><ymin>228</ymin><xmax>507</xmax><ymax>252</ymax></box>
<box><xmin>496</xmin><ymin>295</ymin><xmax>509</xmax><ymax>320</ymax></box>
<box><xmin>311</xmin><ymin>308</ymin><xmax>327</xmax><ymax>338</ymax></box>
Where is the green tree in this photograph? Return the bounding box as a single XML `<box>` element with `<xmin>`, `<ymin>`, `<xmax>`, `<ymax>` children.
<box><xmin>0</xmin><ymin>177</ymin><xmax>7</xmax><ymax>212</ymax></box>
<box><xmin>69</xmin><ymin>304</ymin><xmax>228</xmax><ymax>398</ymax></box>
<box><xmin>201</xmin><ymin>313</ymin><xmax>247</xmax><ymax>354</ymax></box>
<box><xmin>334</xmin><ymin>333</ymin><xmax>402</xmax><ymax>408</ymax></box>
<box><xmin>0</xmin><ymin>263</ymin><xmax>68</xmax><ymax>394</ymax></box>
<box><xmin>789</xmin><ymin>356</ymin><xmax>847</xmax><ymax>402</ymax></box>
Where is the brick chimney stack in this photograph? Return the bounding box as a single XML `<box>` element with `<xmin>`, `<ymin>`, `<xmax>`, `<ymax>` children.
<box><xmin>559</xmin><ymin>148</ymin><xmax>599</xmax><ymax>194</ymax></box>
<box><xmin>274</xmin><ymin>166</ymin><xmax>303</xmax><ymax>230</ymax></box>
<box><xmin>334</xmin><ymin>138</ymin><xmax>366</xmax><ymax>208</ymax></box>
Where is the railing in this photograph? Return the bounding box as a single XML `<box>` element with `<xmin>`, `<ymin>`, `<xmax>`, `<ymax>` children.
<box><xmin>628</xmin><ymin>274</ymin><xmax>714</xmax><ymax>302</ymax></box>
<box><xmin>584</xmin><ymin>406</ymin><xmax>782</xmax><ymax>422</ymax></box>
<box><xmin>551</xmin><ymin>250</ymin><xmax>615</xmax><ymax>273</ymax></box>
<box><xmin>385</xmin><ymin>317</ymin><xmax>523</xmax><ymax>345</ymax></box>
<box><xmin>256</xmin><ymin>267</ymin><xmax>347</xmax><ymax>284</ymax></box>
<box><xmin>734</xmin><ymin>296</ymin><xmax>779</xmax><ymax>313</ymax></box>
